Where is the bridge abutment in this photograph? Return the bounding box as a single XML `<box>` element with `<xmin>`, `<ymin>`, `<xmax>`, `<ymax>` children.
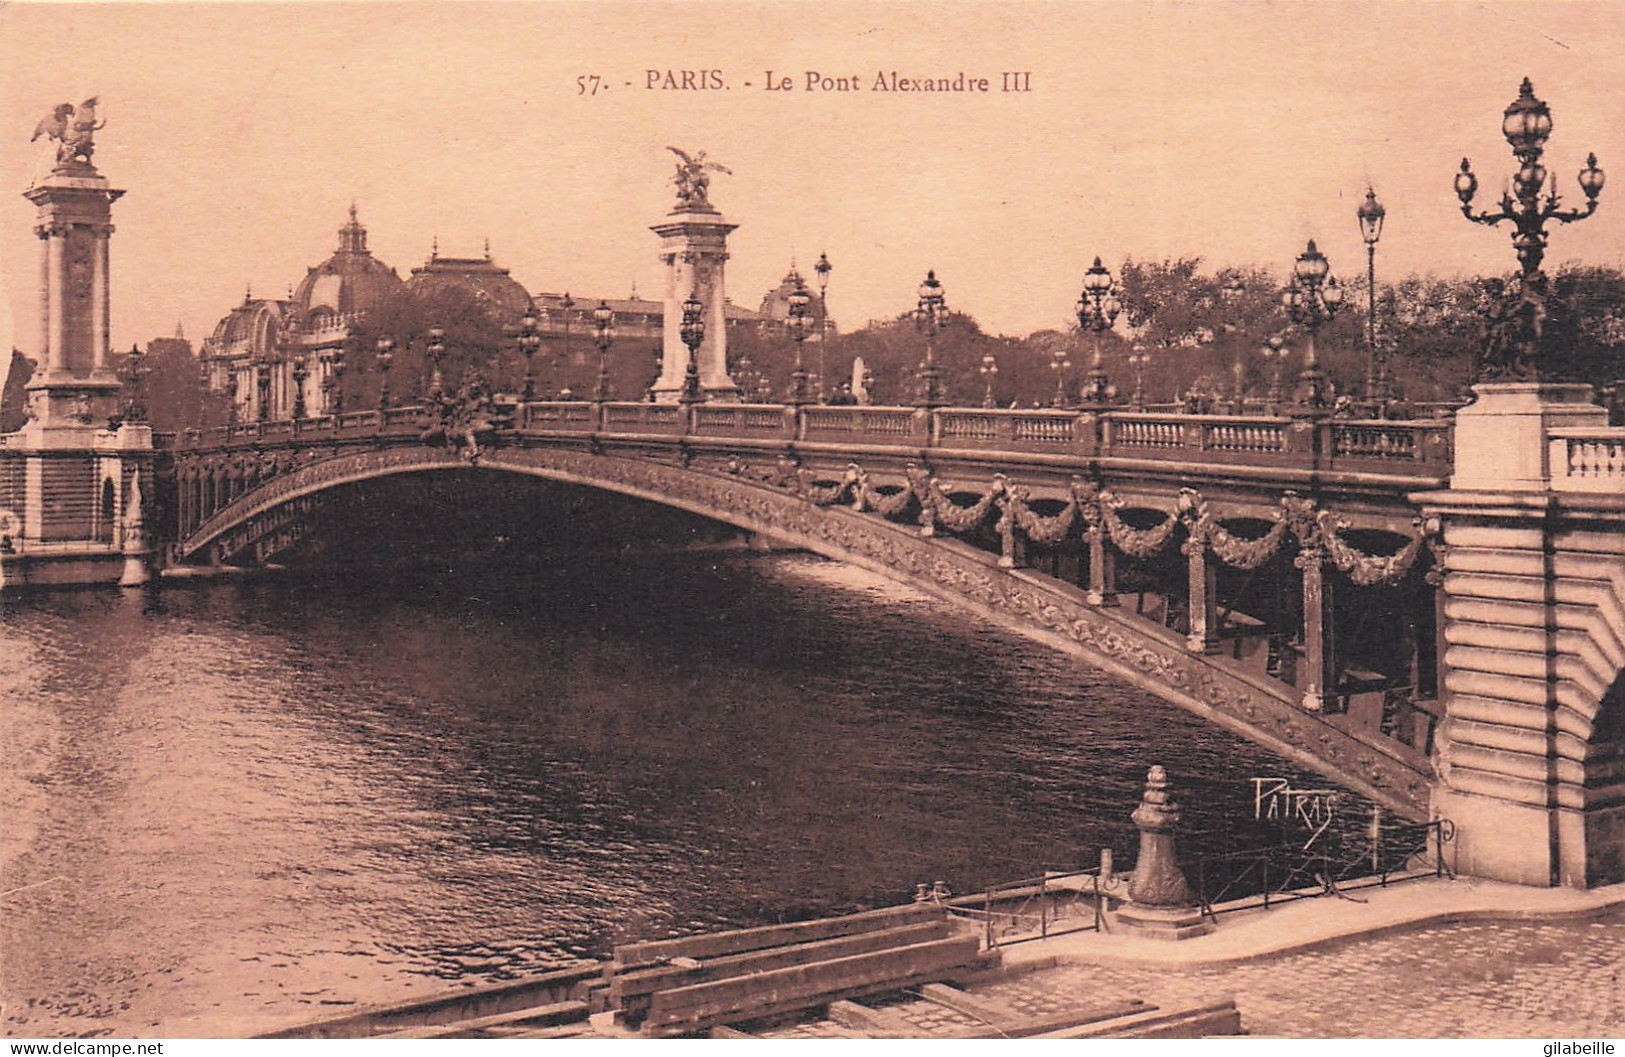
<box><xmin>1420</xmin><ymin>383</ymin><xmax>1625</xmax><ymax>887</ymax></box>
<box><xmin>0</xmin><ymin>154</ymin><xmax>153</xmax><ymax>592</ymax></box>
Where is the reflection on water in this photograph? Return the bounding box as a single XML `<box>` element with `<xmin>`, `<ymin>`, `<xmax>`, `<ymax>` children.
<box><xmin>3</xmin><ymin>550</ymin><xmax>1314</xmax><ymax>1037</ymax></box>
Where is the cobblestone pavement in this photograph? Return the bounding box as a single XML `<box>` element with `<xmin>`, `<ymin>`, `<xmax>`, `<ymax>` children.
<box><xmin>761</xmin><ymin>914</ymin><xmax>1625</xmax><ymax>1038</ymax></box>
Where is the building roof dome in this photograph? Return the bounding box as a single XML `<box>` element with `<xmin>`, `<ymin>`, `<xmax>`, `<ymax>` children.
<box><xmin>288</xmin><ymin>205</ymin><xmax>404</xmax><ymax>324</ymax></box>
<box><xmin>406</xmin><ymin>239</ymin><xmax>534</xmax><ymax>318</ymax></box>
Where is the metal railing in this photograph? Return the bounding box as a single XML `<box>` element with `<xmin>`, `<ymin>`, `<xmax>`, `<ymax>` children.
<box><xmin>941</xmin><ymin>868</ymin><xmax>1127</xmax><ymax>949</ymax></box>
<box><xmin>1189</xmin><ymin>818</ymin><xmax>1455</xmax><ymax>920</ymax></box>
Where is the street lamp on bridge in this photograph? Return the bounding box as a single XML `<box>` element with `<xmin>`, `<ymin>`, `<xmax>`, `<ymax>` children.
<box><xmin>1049</xmin><ymin>343</ymin><xmax>1072</xmax><ymax>409</ymax></box>
<box><xmin>1076</xmin><ymin>257</ymin><xmax>1121</xmax><ymax>406</ymax></box>
<box><xmin>593</xmin><ymin>300</ymin><xmax>615</xmax><ymax>401</ymax></box>
<box><xmin>678</xmin><ymin>293</ymin><xmax>706</xmax><ymax>405</ymax></box>
<box><xmin>1282</xmin><ymin>240</ymin><xmax>1343</xmax><ymax>409</ymax></box>
<box><xmin>980</xmin><ymin>352</ymin><xmax>999</xmax><ymax>408</ymax></box>
<box><xmin>326</xmin><ymin>346</ymin><xmax>347</xmax><ymax>416</ymax></box>
<box><xmin>517</xmin><ymin>303</ymin><xmax>542</xmax><ymax>400</ymax></box>
<box><xmin>815</xmin><ymin>252</ymin><xmax>832</xmax><ymax>403</ymax></box>
<box><xmin>914</xmin><ymin>270</ymin><xmax>948</xmax><ymax>408</ymax></box>
<box><xmin>1260</xmin><ymin>335</ymin><xmax>1289</xmax><ymax>414</ymax></box>
<box><xmin>787</xmin><ymin>276</ymin><xmax>814</xmax><ymax>405</ymax></box>
<box><xmin>1357</xmin><ymin>187</ymin><xmax>1387</xmax><ymax>405</ymax></box>
<box><xmin>375</xmin><ymin>336</ymin><xmax>394</xmax><ymax>411</ymax></box>
<box><xmin>1454</xmin><ymin>78</ymin><xmax>1606</xmax><ymax>380</ymax></box>
<box><xmin>291</xmin><ymin>355</ymin><xmax>309</xmax><ymax>421</ymax></box>
<box><xmin>1127</xmin><ymin>343</ymin><xmax>1152</xmax><ymax>411</ymax></box>
<box><xmin>426</xmin><ymin>326</ymin><xmax>446</xmax><ymax>398</ymax></box>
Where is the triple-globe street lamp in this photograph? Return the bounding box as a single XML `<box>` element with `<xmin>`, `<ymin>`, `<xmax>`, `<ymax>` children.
<box><xmin>1281</xmin><ymin>240</ymin><xmax>1343</xmax><ymax>408</ymax></box>
<box><xmin>1260</xmin><ymin>335</ymin><xmax>1290</xmax><ymax>413</ymax></box>
<box><xmin>1076</xmin><ymin>257</ymin><xmax>1121</xmax><ymax>406</ymax></box>
<box><xmin>980</xmin><ymin>353</ymin><xmax>999</xmax><ymax>408</ymax></box>
<box><xmin>1454</xmin><ymin>77</ymin><xmax>1606</xmax><ymax>380</ymax></box>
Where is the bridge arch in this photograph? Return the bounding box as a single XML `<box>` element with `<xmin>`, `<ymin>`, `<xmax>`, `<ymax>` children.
<box><xmin>172</xmin><ymin>442</ymin><xmax>1435</xmax><ymax>819</ymax></box>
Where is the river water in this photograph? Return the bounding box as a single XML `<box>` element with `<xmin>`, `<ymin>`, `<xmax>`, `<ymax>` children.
<box><xmin>1</xmin><ymin>499</ymin><xmax>1324</xmax><ymax>1037</ymax></box>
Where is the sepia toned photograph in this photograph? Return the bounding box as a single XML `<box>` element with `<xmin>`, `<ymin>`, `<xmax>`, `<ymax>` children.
<box><xmin>2</xmin><ymin>0</ymin><xmax>1624</xmax><ymax>1042</ymax></box>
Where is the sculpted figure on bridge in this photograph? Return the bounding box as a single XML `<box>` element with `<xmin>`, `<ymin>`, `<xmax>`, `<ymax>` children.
<box><xmin>32</xmin><ymin>97</ymin><xmax>104</xmax><ymax>167</ymax></box>
<box><xmin>666</xmin><ymin>146</ymin><xmax>730</xmax><ymax>211</ymax></box>
<box><xmin>421</xmin><ymin>372</ymin><xmax>508</xmax><ymax>461</ymax></box>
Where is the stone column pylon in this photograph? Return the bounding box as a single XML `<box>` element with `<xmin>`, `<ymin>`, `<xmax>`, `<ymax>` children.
<box><xmin>22</xmin><ymin>154</ymin><xmax>125</xmax><ymax>434</ymax></box>
<box><xmin>650</xmin><ymin>211</ymin><xmax>740</xmax><ymax>403</ymax></box>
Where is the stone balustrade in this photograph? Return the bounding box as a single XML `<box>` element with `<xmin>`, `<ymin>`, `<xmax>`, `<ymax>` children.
<box><xmin>1549</xmin><ymin>426</ymin><xmax>1625</xmax><ymax>492</ymax></box>
<box><xmin>164</xmin><ymin>402</ymin><xmax>1456</xmax><ymax>480</ymax></box>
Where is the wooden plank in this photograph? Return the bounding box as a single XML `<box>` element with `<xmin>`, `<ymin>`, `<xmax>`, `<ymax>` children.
<box><xmin>916</xmin><ymin>982</ymin><xmax>1023</xmax><ymax>1027</ymax></box>
<box><xmin>642</xmin><ymin>933</ymin><xmax>981</xmax><ymax>1036</ymax></box>
<box><xmin>1036</xmin><ymin>999</ymin><xmax>1241</xmax><ymax>1039</ymax></box>
<box><xmin>826</xmin><ymin>999</ymin><xmax>920</xmax><ymax>1038</ymax></box>
<box><xmin>256</xmin><ymin>961</ymin><xmax>604</xmax><ymax>1038</ymax></box>
<box><xmin>612</xmin><ymin>920</ymin><xmax>955</xmax><ymax>1006</ymax></box>
<box><xmin>707</xmin><ymin>1025</ymin><xmax>758</xmax><ymax>1039</ymax></box>
<box><xmin>919</xmin><ymin>1000</ymin><xmax>1152</xmax><ymax>1040</ymax></box>
<box><xmin>374</xmin><ymin>1000</ymin><xmax>589</xmax><ymax>1039</ymax></box>
<box><xmin>613</xmin><ymin>903</ymin><xmax>947</xmax><ymax>968</ymax></box>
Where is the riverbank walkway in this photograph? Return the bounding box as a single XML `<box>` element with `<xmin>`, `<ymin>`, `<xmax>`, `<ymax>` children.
<box><xmin>756</xmin><ymin>877</ymin><xmax>1625</xmax><ymax>1039</ymax></box>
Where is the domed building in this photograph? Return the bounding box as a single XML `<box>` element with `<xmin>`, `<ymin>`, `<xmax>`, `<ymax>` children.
<box><xmin>408</xmin><ymin>240</ymin><xmax>535</xmax><ymax>318</ymax></box>
<box><xmin>202</xmin><ymin>206</ymin><xmax>405</xmax><ymax>421</ymax></box>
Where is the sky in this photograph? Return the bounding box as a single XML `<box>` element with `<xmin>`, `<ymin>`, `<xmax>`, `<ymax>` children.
<box><xmin>2</xmin><ymin>0</ymin><xmax>1624</xmax><ymax>372</ymax></box>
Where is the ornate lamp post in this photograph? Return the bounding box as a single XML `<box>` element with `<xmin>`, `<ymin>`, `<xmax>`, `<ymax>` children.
<box><xmin>787</xmin><ymin>277</ymin><xmax>814</xmax><ymax>405</ymax></box>
<box><xmin>255</xmin><ymin>360</ymin><xmax>271</xmax><ymax>421</ymax></box>
<box><xmin>1076</xmin><ymin>257</ymin><xmax>1121</xmax><ymax>405</ymax></box>
<box><xmin>1049</xmin><ymin>344</ymin><xmax>1072</xmax><ymax>408</ymax></box>
<box><xmin>327</xmin><ymin>346</ymin><xmax>347</xmax><ymax>415</ymax></box>
<box><xmin>1455</xmin><ymin>78</ymin><xmax>1605</xmax><ymax>380</ymax></box>
<box><xmin>1282</xmin><ymin>240</ymin><xmax>1343</xmax><ymax>408</ymax></box>
<box><xmin>118</xmin><ymin>343</ymin><xmax>147</xmax><ymax>425</ymax></box>
<box><xmin>375</xmin><ymin>336</ymin><xmax>394</xmax><ymax>411</ymax></box>
<box><xmin>1260</xmin><ymin>335</ymin><xmax>1289</xmax><ymax>413</ymax></box>
<box><xmin>980</xmin><ymin>353</ymin><xmax>999</xmax><ymax>408</ymax></box>
<box><xmin>425</xmin><ymin>326</ymin><xmax>447</xmax><ymax>398</ymax></box>
<box><xmin>815</xmin><ymin>252</ymin><xmax>832</xmax><ymax>402</ymax></box>
<box><xmin>1357</xmin><ymin>187</ymin><xmax>1387</xmax><ymax>404</ymax></box>
<box><xmin>291</xmin><ymin>355</ymin><xmax>309</xmax><ymax>420</ymax></box>
<box><xmin>1128</xmin><ymin>342</ymin><xmax>1152</xmax><ymax>411</ymax></box>
<box><xmin>518</xmin><ymin>303</ymin><xmax>542</xmax><ymax>400</ymax></box>
<box><xmin>558</xmin><ymin>292</ymin><xmax>576</xmax><ymax>379</ymax></box>
<box><xmin>679</xmin><ymin>293</ymin><xmax>705</xmax><ymax>404</ymax></box>
<box><xmin>914</xmin><ymin>270</ymin><xmax>948</xmax><ymax>408</ymax></box>
<box><xmin>592</xmin><ymin>300</ymin><xmax>615</xmax><ymax>401</ymax></box>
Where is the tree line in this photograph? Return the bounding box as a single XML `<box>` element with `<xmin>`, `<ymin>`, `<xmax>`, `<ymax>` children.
<box><xmin>5</xmin><ymin>259</ymin><xmax>1622</xmax><ymax>435</ymax></box>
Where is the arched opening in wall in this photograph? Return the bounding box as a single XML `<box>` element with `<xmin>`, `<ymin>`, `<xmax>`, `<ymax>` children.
<box><xmin>1328</xmin><ymin>527</ymin><xmax>1439</xmax><ymax>755</ymax></box>
<box><xmin>1584</xmin><ymin>677</ymin><xmax>1625</xmax><ymax>886</ymax></box>
<box><xmin>99</xmin><ymin>477</ymin><xmax>116</xmax><ymax>543</ymax></box>
<box><xmin>1209</xmin><ymin>517</ymin><xmax>1295</xmax><ymax>685</ymax></box>
<box><xmin>1109</xmin><ymin>505</ymin><xmax>1187</xmax><ymax>636</ymax></box>
<box><xmin>1018</xmin><ymin>496</ymin><xmax>1084</xmax><ymax>590</ymax></box>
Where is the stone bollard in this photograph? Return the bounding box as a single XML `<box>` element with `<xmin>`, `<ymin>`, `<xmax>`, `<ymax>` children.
<box><xmin>1116</xmin><ymin>765</ymin><xmax>1213</xmax><ymax>940</ymax></box>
